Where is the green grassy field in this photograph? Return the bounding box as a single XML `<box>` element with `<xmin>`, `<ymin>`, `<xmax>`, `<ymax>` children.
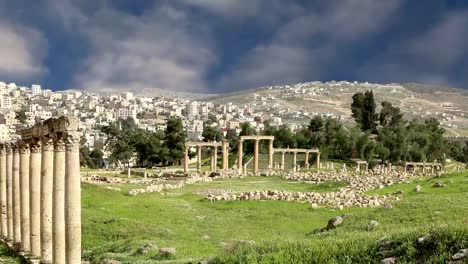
<box><xmin>81</xmin><ymin>171</ymin><xmax>468</xmax><ymax>263</ymax></box>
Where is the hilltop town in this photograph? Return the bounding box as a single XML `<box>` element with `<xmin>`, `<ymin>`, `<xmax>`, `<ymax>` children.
<box><xmin>1</xmin><ymin>80</ymin><xmax>468</xmax><ymax>148</ymax></box>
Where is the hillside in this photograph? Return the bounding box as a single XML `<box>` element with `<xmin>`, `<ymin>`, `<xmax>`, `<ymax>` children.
<box><xmin>203</xmin><ymin>81</ymin><xmax>468</xmax><ymax>130</ymax></box>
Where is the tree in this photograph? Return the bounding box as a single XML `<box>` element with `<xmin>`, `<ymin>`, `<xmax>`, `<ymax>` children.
<box><xmin>202</xmin><ymin>126</ymin><xmax>223</xmax><ymax>142</ymax></box>
<box><xmin>379</xmin><ymin>101</ymin><xmax>404</xmax><ymax>128</ymax></box>
<box><xmin>15</xmin><ymin>109</ymin><xmax>27</xmax><ymax>124</ymax></box>
<box><xmin>162</xmin><ymin>117</ymin><xmax>186</xmax><ymax>165</ymax></box>
<box><xmin>351</xmin><ymin>90</ymin><xmax>378</xmax><ymax>132</ymax></box>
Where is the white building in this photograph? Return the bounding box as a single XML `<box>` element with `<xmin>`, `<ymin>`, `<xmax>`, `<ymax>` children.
<box><xmin>186</xmin><ymin>101</ymin><xmax>199</xmax><ymax>116</ymax></box>
<box><xmin>0</xmin><ymin>97</ymin><xmax>12</xmax><ymax>109</ymax></box>
<box><xmin>31</xmin><ymin>84</ymin><xmax>42</xmax><ymax>96</ymax></box>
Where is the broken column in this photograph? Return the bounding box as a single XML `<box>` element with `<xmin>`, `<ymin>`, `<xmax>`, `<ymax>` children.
<box><xmin>221</xmin><ymin>140</ymin><xmax>229</xmax><ymax>170</ymax></box>
<box><xmin>304</xmin><ymin>151</ymin><xmax>309</xmax><ymax>169</ymax></box>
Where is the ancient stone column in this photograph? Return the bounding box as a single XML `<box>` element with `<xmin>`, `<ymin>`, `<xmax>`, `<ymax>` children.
<box><xmin>183</xmin><ymin>146</ymin><xmax>189</xmax><ymax>173</ymax></box>
<box><xmin>29</xmin><ymin>141</ymin><xmax>41</xmax><ymax>258</ymax></box>
<box><xmin>12</xmin><ymin>145</ymin><xmax>21</xmax><ymax>244</ymax></box>
<box><xmin>41</xmin><ymin>137</ymin><xmax>54</xmax><ymax>264</ymax></box>
<box><xmin>292</xmin><ymin>152</ymin><xmax>297</xmax><ymax>172</ymax></box>
<box><xmin>237</xmin><ymin>140</ymin><xmax>243</xmax><ymax>173</ymax></box>
<box><xmin>196</xmin><ymin>146</ymin><xmax>202</xmax><ymax>174</ymax></box>
<box><xmin>0</xmin><ymin>145</ymin><xmax>7</xmax><ymax>238</ymax></box>
<box><xmin>212</xmin><ymin>147</ymin><xmax>218</xmax><ymax>172</ymax></box>
<box><xmin>20</xmin><ymin>144</ymin><xmax>31</xmax><ymax>252</ymax></box>
<box><xmin>304</xmin><ymin>151</ymin><xmax>309</xmax><ymax>168</ymax></box>
<box><xmin>281</xmin><ymin>151</ymin><xmax>285</xmax><ymax>170</ymax></box>
<box><xmin>6</xmin><ymin>144</ymin><xmax>13</xmax><ymax>241</ymax></box>
<box><xmin>222</xmin><ymin>140</ymin><xmax>228</xmax><ymax>170</ymax></box>
<box><xmin>316</xmin><ymin>153</ymin><xmax>321</xmax><ymax>169</ymax></box>
<box><xmin>53</xmin><ymin>138</ymin><xmax>66</xmax><ymax>264</ymax></box>
<box><xmin>253</xmin><ymin>140</ymin><xmax>259</xmax><ymax>174</ymax></box>
<box><xmin>268</xmin><ymin>140</ymin><xmax>273</xmax><ymax>169</ymax></box>
<box><xmin>65</xmin><ymin>134</ymin><xmax>81</xmax><ymax>264</ymax></box>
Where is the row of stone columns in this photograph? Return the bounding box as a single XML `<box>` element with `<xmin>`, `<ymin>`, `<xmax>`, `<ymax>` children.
<box><xmin>0</xmin><ymin>116</ymin><xmax>81</xmax><ymax>264</ymax></box>
<box><xmin>277</xmin><ymin>151</ymin><xmax>320</xmax><ymax>171</ymax></box>
<box><xmin>184</xmin><ymin>141</ymin><xmax>228</xmax><ymax>174</ymax></box>
<box><xmin>237</xmin><ymin>138</ymin><xmax>275</xmax><ymax>174</ymax></box>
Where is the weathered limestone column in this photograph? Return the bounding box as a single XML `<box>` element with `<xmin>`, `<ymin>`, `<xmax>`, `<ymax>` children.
<box><xmin>0</xmin><ymin>145</ymin><xmax>7</xmax><ymax>238</ymax></box>
<box><xmin>41</xmin><ymin>137</ymin><xmax>54</xmax><ymax>264</ymax></box>
<box><xmin>183</xmin><ymin>146</ymin><xmax>189</xmax><ymax>173</ymax></box>
<box><xmin>253</xmin><ymin>140</ymin><xmax>259</xmax><ymax>174</ymax></box>
<box><xmin>12</xmin><ymin>145</ymin><xmax>21</xmax><ymax>244</ymax></box>
<box><xmin>237</xmin><ymin>140</ymin><xmax>243</xmax><ymax>173</ymax></box>
<box><xmin>53</xmin><ymin>138</ymin><xmax>66</xmax><ymax>264</ymax></box>
<box><xmin>212</xmin><ymin>147</ymin><xmax>218</xmax><ymax>172</ymax></box>
<box><xmin>268</xmin><ymin>140</ymin><xmax>273</xmax><ymax>169</ymax></box>
<box><xmin>29</xmin><ymin>141</ymin><xmax>41</xmax><ymax>258</ymax></box>
<box><xmin>304</xmin><ymin>151</ymin><xmax>309</xmax><ymax>168</ymax></box>
<box><xmin>196</xmin><ymin>146</ymin><xmax>202</xmax><ymax>174</ymax></box>
<box><xmin>316</xmin><ymin>153</ymin><xmax>321</xmax><ymax>169</ymax></box>
<box><xmin>281</xmin><ymin>151</ymin><xmax>285</xmax><ymax>170</ymax></box>
<box><xmin>65</xmin><ymin>133</ymin><xmax>81</xmax><ymax>264</ymax></box>
<box><xmin>221</xmin><ymin>140</ymin><xmax>228</xmax><ymax>170</ymax></box>
<box><xmin>292</xmin><ymin>152</ymin><xmax>297</xmax><ymax>172</ymax></box>
<box><xmin>6</xmin><ymin>144</ymin><xmax>13</xmax><ymax>241</ymax></box>
<box><xmin>20</xmin><ymin>144</ymin><xmax>31</xmax><ymax>252</ymax></box>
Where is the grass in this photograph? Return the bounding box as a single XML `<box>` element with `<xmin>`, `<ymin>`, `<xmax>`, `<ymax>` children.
<box><xmin>81</xmin><ymin>171</ymin><xmax>468</xmax><ymax>263</ymax></box>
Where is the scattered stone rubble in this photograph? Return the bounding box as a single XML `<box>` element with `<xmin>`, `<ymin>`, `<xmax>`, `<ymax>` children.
<box><xmin>205</xmin><ymin>169</ymin><xmax>433</xmax><ymax>209</ymax></box>
<box><xmin>128</xmin><ymin>176</ymin><xmax>213</xmax><ymax>196</ymax></box>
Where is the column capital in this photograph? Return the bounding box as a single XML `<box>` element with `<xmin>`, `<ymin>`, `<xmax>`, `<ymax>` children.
<box><xmin>19</xmin><ymin>143</ymin><xmax>30</xmax><ymax>155</ymax></box>
<box><xmin>5</xmin><ymin>143</ymin><xmax>12</xmax><ymax>154</ymax></box>
<box><xmin>30</xmin><ymin>141</ymin><xmax>42</xmax><ymax>153</ymax></box>
<box><xmin>42</xmin><ymin>137</ymin><xmax>55</xmax><ymax>151</ymax></box>
<box><xmin>55</xmin><ymin>139</ymin><xmax>66</xmax><ymax>152</ymax></box>
<box><xmin>0</xmin><ymin>144</ymin><xmax>6</xmax><ymax>155</ymax></box>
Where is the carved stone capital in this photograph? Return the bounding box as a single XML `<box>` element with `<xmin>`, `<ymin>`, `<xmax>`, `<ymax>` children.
<box><xmin>55</xmin><ymin>139</ymin><xmax>66</xmax><ymax>152</ymax></box>
<box><xmin>5</xmin><ymin>143</ymin><xmax>12</xmax><ymax>154</ymax></box>
<box><xmin>19</xmin><ymin>143</ymin><xmax>30</xmax><ymax>155</ymax></box>
<box><xmin>0</xmin><ymin>144</ymin><xmax>6</xmax><ymax>155</ymax></box>
<box><xmin>42</xmin><ymin>137</ymin><xmax>54</xmax><ymax>152</ymax></box>
<box><xmin>65</xmin><ymin>132</ymin><xmax>80</xmax><ymax>152</ymax></box>
<box><xmin>30</xmin><ymin>141</ymin><xmax>42</xmax><ymax>153</ymax></box>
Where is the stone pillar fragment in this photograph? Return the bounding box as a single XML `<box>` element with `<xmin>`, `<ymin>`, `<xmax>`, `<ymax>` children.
<box><xmin>12</xmin><ymin>146</ymin><xmax>21</xmax><ymax>244</ymax></box>
<box><xmin>253</xmin><ymin>140</ymin><xmax>259</xmax><ymax>174</ymax></box>
<box><xmin>65</xmin><ymin>134</ymin><xmax>81</xmax><ymax>264</ymax></box>
<box><xmin>316</xmin><ymin>153</ymin><xmax>321</xmax><ymax>169</ymax></box>
<box><xmin>0</xmin><ymin>145</ymin><xmax>7</xmax><ymax>238</ymax></box>
<box><xmin>212</xmin><ymin>147</ymin><xmax>218</xmax><ymax>172</ymax></box>
<box><xmin>183</xmin><ymin>146</ymin><xmax>189</xmax><ymax>173</ymax></box>
<box><xmin>222</xmin><ymin>140</ymin><xmax>228</xmax><ymax>170</ymax></box>
<box><xmin>20</xmin><ymin>144</ymin><xmax>31</xmax><ymax>252</ymax></box>
<box><xmin>29</xmin><ymin>142</ymin><xmax>41</xmax><ymax>258</ymax></box>
<box><xmin>6</xmin><ymin>144</ymin><xmax>13</xmax><ymax>241</ymax></box>
<box><xmin>53</xmin><ymin>139</ymin><xmax>66</xmax><ymax>264</ymax></box>
<box><xmin>292</xmin><ymin>152</ymin><xmax>297</xmax><ymax>172</ymax></box>
<box><xmin>41</xmin><ymin>138</ymin><xmax>54</xmax><ymax>264</ymax></box>
<box><xmin>268</xmin><ymin>140</ymin><xmax>273</xmax><ymax>169</ymax></box>
<box><xmin>237</xmin><ymin>140</ymin><xmax>243</xmax><ymax>174</ymax></box>
<box><xmin>197</xmin><ymin>146</ymin><xmax>202</xmax><ymax>174</ymax></box>
<box><xmin>304</xmin><ymin>152</ymin><xmax>309</xmax><ymax>168</ymax></box>
<box><xmin>281</xmin><ymin>151</ymin><xmax>285</xmax><ymax>170</ymax></box>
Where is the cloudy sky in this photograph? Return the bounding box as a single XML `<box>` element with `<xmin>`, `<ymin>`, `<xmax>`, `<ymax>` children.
<box><xmin>0</xmin><ymin>0</ymin><xmax>467</xmax><ymax>93</ymax></box>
